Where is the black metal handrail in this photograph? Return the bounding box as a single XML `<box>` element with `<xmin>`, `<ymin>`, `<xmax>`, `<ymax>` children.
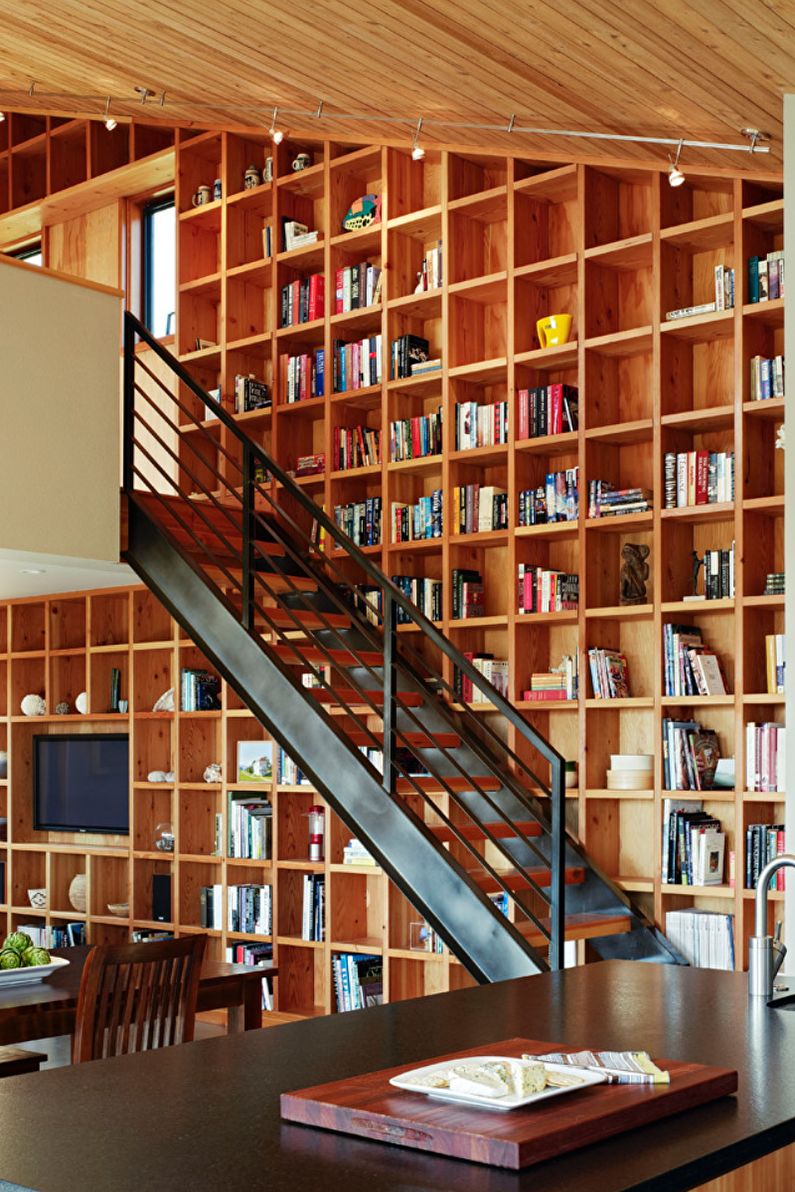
<box><xmin>123</xmin><ymin>311</ymin><xmax>566</xmax><ymax>967</ymax></box>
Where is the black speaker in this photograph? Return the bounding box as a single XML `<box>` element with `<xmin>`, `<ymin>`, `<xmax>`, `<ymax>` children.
<box><xmin>152</xmin><ymin>874</ymin><xmax>172</xmax><ymax>923</ymax></box>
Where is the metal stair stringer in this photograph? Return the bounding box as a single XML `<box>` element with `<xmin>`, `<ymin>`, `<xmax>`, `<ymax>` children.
<box><xmin>126</xmin><ymin>499</ymin><xmax>550</xmax><ymax>983</ymax></box>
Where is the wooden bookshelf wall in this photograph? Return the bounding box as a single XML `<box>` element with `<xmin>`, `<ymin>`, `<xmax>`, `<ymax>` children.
<box><xmin>0</xmin><ymin>115</ymin><xmax>786</xmax><ymax>1004</ymax></box>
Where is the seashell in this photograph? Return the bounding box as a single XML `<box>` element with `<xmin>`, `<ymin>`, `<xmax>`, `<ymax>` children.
<box><xmin>203</xmin><ymin>762</ymin><xmax>222</xmax><ymax>784</ymax></box>
<box><xmin>147</xmin><ymin>771</ymin><xmax>168</xmax><ymax>784</ymax></box>
<box><xmin>55</xmin><ymin>701</ymin><xmax>70</xmax><ymax>715</ymax></box>
<box><xmin>20</xmin><ymin>694</ymin><xmax>46</xmax><ymax>717</ymax></box>
<box><xmin>152</xmin><ymin>687</ymin><xmax>175</xmax><ymax>713</ymax></box>
<box><xmin>75</xmin><ymin>691</ymin><xmax>88</xmax><ymax>715</ymax></box>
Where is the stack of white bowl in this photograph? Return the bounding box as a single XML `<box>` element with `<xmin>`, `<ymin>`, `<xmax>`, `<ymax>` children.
<box><xmin>606</xmin><ymin>754</ymin><xmax>654</xmax><ymax>791</ymax></box>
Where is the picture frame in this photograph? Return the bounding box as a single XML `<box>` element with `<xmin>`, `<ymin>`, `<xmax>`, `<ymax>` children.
<box><xmin>236</xmin><ymin>740</ymin><xmax>273</xmax><ymax>784</ymax></box>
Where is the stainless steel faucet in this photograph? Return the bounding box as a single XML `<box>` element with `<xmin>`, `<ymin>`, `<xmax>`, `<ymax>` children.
<box><xmin>748</xmin><ymin>854</ymin><xmax>795</xmax><ymax>997</ymax></box>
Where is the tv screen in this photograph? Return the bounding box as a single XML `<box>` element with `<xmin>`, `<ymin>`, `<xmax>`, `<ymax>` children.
<box><xmin>33</xmin><ymin>734</ymin><xmax>130</xmax><ymax>834</ymax></box>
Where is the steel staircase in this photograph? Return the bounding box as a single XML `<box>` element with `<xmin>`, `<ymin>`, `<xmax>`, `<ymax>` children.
<box><xmin>121</xmin><ymin>312</ymin><xmax>681</xmax><ymax>980</ymax></box>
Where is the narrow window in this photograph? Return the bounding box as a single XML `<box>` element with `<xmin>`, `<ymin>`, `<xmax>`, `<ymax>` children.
<box><xmin>142</xmin><ymin>195</ymin><xmax>176</xmax><ymax>338</ymax></box>
<box><xmin>9</xmin><ymin>242</ymin><xmax>42</xmax><ymax>266</ymax></box>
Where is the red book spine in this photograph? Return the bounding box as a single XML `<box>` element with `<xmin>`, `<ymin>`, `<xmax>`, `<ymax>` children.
<box><xmin>549</xmin><ymin>383</ymin><xmax>563</xmax><ymax>436</ymax></box>
<box><xmin>335</xmin><ymin>268</ymin><xmax>344</xmax><ymax>314</ymax></box>
<box><xmin>308</xmin><ymin>273</ymin><xmax>319</xmax><ymax>321</ymax></box>
<box><xmin>411</xmin><ymin>416</ymin><xmax>421</xmax><ymax>458</ymax></box>
<box><xmin>695</xmin><ymin>449</ymin><xmax>709</xmax><ymax>504</ymax></box>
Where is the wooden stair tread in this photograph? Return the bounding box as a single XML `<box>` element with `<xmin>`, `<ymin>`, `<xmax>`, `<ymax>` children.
<box><xmin>516</xmin><ymin>911</ymin><xmax>633</xmax><ymax>948</ymax></box>
<box><xmin>271</xmin><ymin>643</ymin><xmax>383</xmax><ymax>667</ymax></box>
<box><xmin>430</xmin><ymin>819</ymin><xmax>542</xmax><ymax>842</ymax></box>
<box><xmin>203</xmin><ymin>566</ymin><xmax>318</xmax><ymax>593</ymax></box>
<box><xmin>396</xmin><ymin>775</ymin><xmax>502</xmax><ymax>793</ymax></box>
<box><xmin>471</xmin><ymin>866</ymin><xmax>585</xmax><ymax>892</ymax></box>
<box><xmin>345</xmin><ymin>729</ymin><xmax>462</xmax><ymax>750</ymax></box>
<box><xmin>308</xmin><ymin>687</ymin><xmax>424</xmax><ymax>708</ymax></box>
<box><xmin>264</xmin><ymin>608</ymin><xmax>352</xmax><ymax>630</ymax></box>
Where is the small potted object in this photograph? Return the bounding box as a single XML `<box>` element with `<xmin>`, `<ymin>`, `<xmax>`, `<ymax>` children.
<box><xmin>564</xmin><ymin>760</ymin><xmax>578</xmax><ymax>790</ymax></box>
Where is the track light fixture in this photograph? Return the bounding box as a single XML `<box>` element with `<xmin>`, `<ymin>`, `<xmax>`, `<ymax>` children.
<box><xmin>668</xmin><ymin>139</ymin><xmax>685</xmax><ymax>187</ymax></box>
<box><xmin>411</xmin><ymin>117</ymin><xmax>425</xmax><ymax>161</ymax></box>
<box><xmin>269</xmin><ymin>106</ymin><xmax>285</xmax><ymax>144</ymax></box>
<box><xmin>103</xmin><ymin>97</ymin><xmax>117</xmax><ymax>131</ymax></box>
<box><xmin>0</xmin><ymin>112</ymin><xmax>5</xmax><ymax>124</ymax></box>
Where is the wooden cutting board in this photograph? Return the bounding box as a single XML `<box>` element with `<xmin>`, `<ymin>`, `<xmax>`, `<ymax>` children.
<box><xmin>280</xmin><ymin>1037</ymin><xmax>738</xmax><ymax>1170</ymax></box>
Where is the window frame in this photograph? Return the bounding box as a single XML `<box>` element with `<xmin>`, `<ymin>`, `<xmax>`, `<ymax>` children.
<box><xmin>8</xmin><ymin>241</ymin><xmax>43</xmax><ymax>266</ymax></box>
<box><xmin>141</xmin><ymin>192</ymin><xmax>176</xmax><ymax>339</ymax></box>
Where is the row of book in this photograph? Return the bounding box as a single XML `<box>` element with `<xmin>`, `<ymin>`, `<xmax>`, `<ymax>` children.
<box><xmin>416</xmin><ymin>242</ymin><xmax>443</xmax><ymax>291</ymax></box>
<box><xmin>282</xmin><ymin>350</ymin><xmax>325</xmax><ymax>402</ymax></box>
<box><xmin>764</xmin><ymin>633</ymin><xmax>786</xmax><ymax>695</ymax></box>
<box><xmin>454</xmin><ymin>653</ymin><xmax>510</xmax><ymax>703</ymax></box>
<box><xmin>665</xmin><ymin>265</ymin><xmax>736</xmax><ymax>320</ymax></box>
<box><xmin>233</xmin><ymin>374</ymin><xmax>270</xmax><ymax>413</ymax></box>
<box><xmin>451</xmin><ymin>568</ymin><xmax>484</xmax><ymax>619</ymax></box>
<box><xmin>454</xmin><ymin>400</ymin><xmax>509</xmax><ymax>450</ymax></box>
<box><xmin>663</xmin><ymin>623</ymin><xmax>727</xmax><ymax>697</ymax></box>
<box><xmin>280</xmin><ymin>274</ymin><xmax>324</xmax><ymax>327</ymax></box>
<box><xmin>282</xmin><ymin>219</ymin><xmax>318</xmax><ymax>252</ymax></box>
<box><xmin>745</xmin><ymin>823</ymin><xmax>786</xmax><ymax>889</ymax></box>
<box><xmin>277</xmin><ymin>753</ymin><xmax>310</xmax><ymax>786</ymax></box>
<box><xmin>332</xmin><ymin>336</ymin><xmax>382</xmax><ymax>392</ymax></box>
<box><xmin>664</xmin><ymin>910</ymin><xmax>735</xmax><ymax>971</ymax></box>
<box><xmin>390</xmin><ymin>408</ymin><xmax>443</xmax><ymax>461</ymax></box>
<box><xmin>301</xmin><ymin>874</ymin><xmax>325</xmax><ymax>942</ymax></box>
<box><xmin>227</xmin><ymin>793</ymin><xmax>272</xmax><ymax>860</ymax></box>
<box><xmin>199</xmin><ymin>883</ymin><xmax>273</xmax><ymax>935</ymax></box>
<box><xmin>391</xmin><ymin>333</ymin><xmax>433</xmax><ymax>380</ymax></box>
<box><xmin>696</xmin><ymin>545</ymin><xmax>735</xmax><ymax>600</ymax></box>
<box><xmin>294</xmin><ymin>452</ymin><xmax>325</xmax><ymax>477</ymax></box>
<box><xmin>391</xmin><ymin>575</ymin><xmax>442</xmax><ymax>623</ymax></box>
<box><xmin>661</xmin><ymin>800</ymin><xmax>725</xmax><ymax>885</ymax></box>
<box><xmin>764</xmin><ymin>571</ymin><xmax>784</xmax><ymax>596</ymax></box>
<box><xmin>745</xmin><ymin>722</ymin><xmax>785</xmax><ymax>793</ymax></box>
<box><xmin>517</xmin><ymin>384</ymin><xmax>578</xmax><ymax>439</ymax></box>
<box><xmin>662</xmin><ymin>719</ymin><xmax>720</xmax><ymax>791</ymax></box>
<box><xmin>333</xmin><ymin>497</ymin><xmax>382</xmax><ymax>547</ymax></box>
<box><xmin>332</xmin><ymin>953</ymin><xmax>383</xmax><ymax>1011</ymax></box>
<box><xmin>342</xmin><ymin>837</ymin><xmax>377</xmax><ymax>866</ymax></box>
<box><xmin>587</xmin><ymin>481</ymin><xmax>650</xmax><ymax>519</ymax></box>
<box><xmin>16</xmin><ymin>922</ymin><xmax>86</xmax><ymax>948</ymax></box>
<box><xmin>334</xmin><ymin>262</ymin><xmax>382</xmax><ymax>312</ymax></box>
<box><xmin>332</xmin><ymin>424</ymin><xmax>381</xmax><ymax>471</ymax></box>
<box><xmin>390</xmin><ymin>491</ymin><xmax>443</xmax><ymax>541</ymax></box>
<box><xmin>587</xmin><ymin>648</ymin><xmax>630</xmax><ymax>699</ymax></box>
<box><xmin>663</xmin><ymin>451</ymin><xmax>735</xmax><ymax>508</ymax></box>
<box><xmin>451</xmin><ymin>484</ymin><xmax>508</xmax><ymax>534</ymax></box>
<box><xmin>748</xmin><ymin>251</ymin><xmax>785</xmax><ymax>303</ymax></box>
<box><xmin>749</xmin><ymin>354</ymin><xmax>784</xmax><ymax>401</ymax></box>
<box><xmin>523</xmin><ymin>653</ymin><xmax>579</xmax><ymax>701</ymax></box>
<box><xmin>517</xmin><ymin>565</ymin><xmax>579</xmax><ymax>614</ymax></box>
<box><xmin>180</xmin><ymin>668</ymin><xmax>220</xmax><ymax>711</ymax></box>
<box><xmin>518</xmin><ymin>469</ymin><xmax>579</xmax><ymax>526</ymax></box>
<box><xmin>224</xmin><ymin>942</ymin><xmax>274</xmax><ymax>1010</ymax></box>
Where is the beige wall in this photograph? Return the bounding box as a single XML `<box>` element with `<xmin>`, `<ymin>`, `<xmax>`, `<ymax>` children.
<box><xmin>0</xmin><ymin>256</ymin><xmax>122</xmax><ymax>563</ymax></box>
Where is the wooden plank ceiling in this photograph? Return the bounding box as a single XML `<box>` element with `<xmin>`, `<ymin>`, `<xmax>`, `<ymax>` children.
<box><xmin>0</xmin><ymin>0</ymin><xmax>791</xmax><ymax>171</ymax></box>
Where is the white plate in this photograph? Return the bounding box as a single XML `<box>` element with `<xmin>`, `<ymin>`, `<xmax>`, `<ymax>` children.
<box><xmin>0</xmin><ymin>955</ymin><xmax>70</xmax><ymax>986</ymax></box>
<box><xmin>390</xmin><ymin>1055</ymin><xmax>605</xmax><ymax>1111</ymax></box>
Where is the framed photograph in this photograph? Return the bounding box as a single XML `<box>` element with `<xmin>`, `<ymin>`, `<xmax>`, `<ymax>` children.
<box><xmin>236</xmin><ymin>740</ymin><xmax>273</xmax><ymax>783</ymax></box>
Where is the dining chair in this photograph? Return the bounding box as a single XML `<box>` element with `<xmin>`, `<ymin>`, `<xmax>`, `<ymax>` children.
<box><xmin>72</xmin><ymin>934</ymin><xmax>207</xmax><ymax>1063</ymax></box>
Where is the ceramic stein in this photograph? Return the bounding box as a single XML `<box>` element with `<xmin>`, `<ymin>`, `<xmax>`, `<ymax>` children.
<box><xmin>213</xmin><ymin>178</ymin><xmax>222</xmax><ymax>201</ymax></box>
<box><xmin>292</xmin><ymin>152</ymin><xmax>312</xmax><ymax>171</ymax></box>
<box><xmin>536</xmin><ymin>313</ymin><xmax>573</xmax><ymax>348</ymax></box>
<box><xmin>244</xmin><ymin>165</ymin><xmax>260</xmax><ymax>190</ymax></box>
<box><xmin>192</xmin><ymin>184</ymin><xmax>211</xmax><ymax>207</ymax></box>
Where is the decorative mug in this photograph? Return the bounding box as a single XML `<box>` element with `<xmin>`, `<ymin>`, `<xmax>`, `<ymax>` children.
<box><xmin>292</xmin><ymin>152</ymin><xmax>312</xmax><ymax>171</ymax></box>
<box><xmin>192</xmin><ymin>185</ymin><xmax>211</xmax><ymax>207</ymax></box>
<box><xmin>244</xmin><ymin>166</ymin><xmax>260</xmax><ymax>190</ymax></box>
<box><xmin>213</xmin><ymin>178</ymin><xmax>222</xmax><ymax>201</ymax></box>
<box><xmin>263</xmin><ymin>156</ymin><xmax>273</xmax><ymax>183</ymax></box>
<box><xmin>536</xmin><ymin>313</ymin><xmax>573</xmax><ymax>349</ymax></box>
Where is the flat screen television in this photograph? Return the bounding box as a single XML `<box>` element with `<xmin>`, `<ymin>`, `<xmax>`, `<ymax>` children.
<box><xmin>33</xmin><ymin>734</ymin><xmax>130</xmax><ymax>834</ymax></box>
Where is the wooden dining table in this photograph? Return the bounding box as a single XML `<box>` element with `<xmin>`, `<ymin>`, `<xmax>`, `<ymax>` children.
<box><xmin>0</xmin><ymin>945</ymin><xmax>276</xmax><ymax>1045</ymax></box>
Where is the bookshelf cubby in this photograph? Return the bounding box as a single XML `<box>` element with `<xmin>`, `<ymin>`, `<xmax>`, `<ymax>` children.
<box><xmin>0</xmin><ymin>117</ymin><xmax>787</xmax><ymax>997</ymax></box>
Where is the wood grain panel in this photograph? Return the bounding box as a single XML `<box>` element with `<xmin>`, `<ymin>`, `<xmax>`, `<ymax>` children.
<box><xmin>0</xmin><ymin>2</ymin><xmax>787</xmax><ymax>169</ymax></box>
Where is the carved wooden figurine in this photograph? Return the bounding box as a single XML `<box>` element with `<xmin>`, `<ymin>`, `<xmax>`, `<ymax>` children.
<box><xmin>619</xmin><ymin>543</ymin><xmax>650</xmax><ymax>605</ymax></box>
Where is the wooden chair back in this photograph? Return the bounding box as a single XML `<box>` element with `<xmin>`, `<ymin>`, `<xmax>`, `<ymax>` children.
<box><xmin>72</xmin><ymin>934</ymin><xmax>207</xmax><ymax>1063</ymax></box>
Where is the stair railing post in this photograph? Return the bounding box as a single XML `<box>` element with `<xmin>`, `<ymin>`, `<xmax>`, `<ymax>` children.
<box><xmin>382</xmin><ymin>590</ymin><xmax>398</xmax><ymax>797</ymax></box>
<box><xmin>241</xmin><ymin>441</ymin><xmax>255</xmax><ymax>632</ymax></box>
<box><xmin>549</xmin><ymin>755</ymin><xmax>565</xmax><ymax>971</ymax></box>
<box><xmin>122</xmin><ymin>312</ymin><xmax>136</xmax><ymax>493</ymax></box>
